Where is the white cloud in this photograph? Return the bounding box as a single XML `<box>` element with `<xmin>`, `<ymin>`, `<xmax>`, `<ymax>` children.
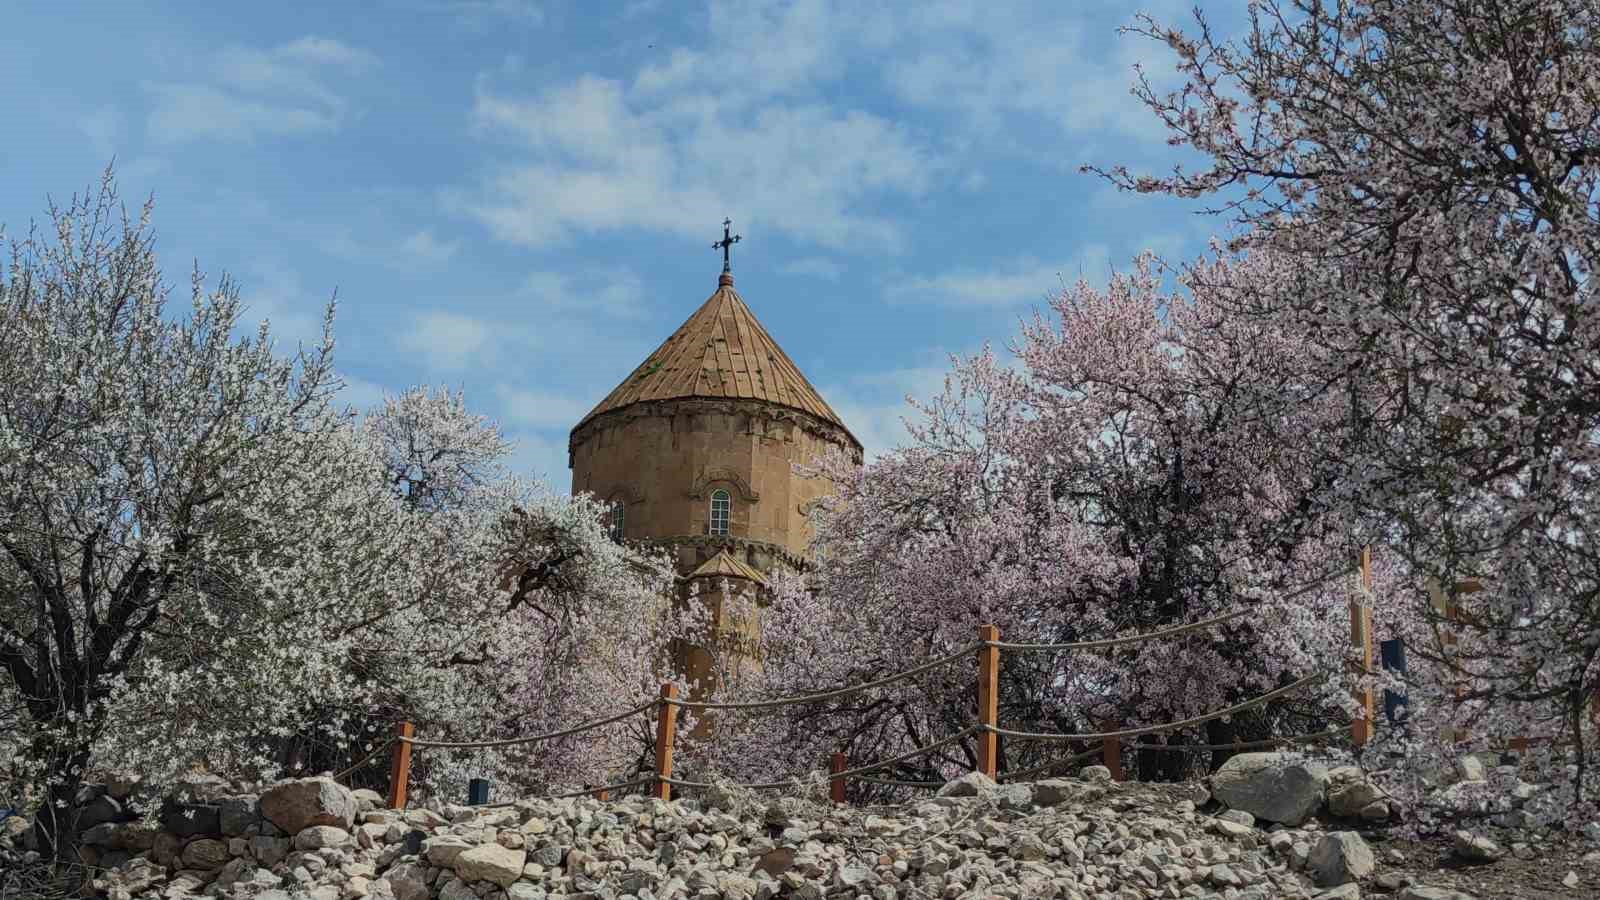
<box><xmin>145</xmin><ymin>36</ymin><xmax>376</xmax><ymax>144</ymax></box>
<box><xmin>399</xmin><ymin>311</ymin><xmax>495</xmax><ymax>370</ymax></box>
<box><xmin>335</xmin><ymin>374</ymin><xmax>393</xmax><ymax>413</ymax></box>
<box><xmin>429</xmin><ymin>0</ymin><xmax>544</xmax><ymax>28</ymax></box>
<box><xmin>504</xmin><ymin>430</ymin><xmax>571</xmax><ymax>489</ymax></box>
<box><xmin>521</xmin><ymin>269</ymin><xmax>644</xmax><ymax>318</ymax></box>
<box><xmin>77</xmin><ymin>106</ymin><xmax>123</xmax><ymax>158</ymax></box>
<box><xmin>819</xmin><ymin>360</ymin><xmax>959</xmax><ymax>460</ymax></box>
<box><xmin>400</xmin><ymin>230</ymin><xmax>461</xmax><ymax>264</ymax></box>
<box><xmin>779</xmin><ymin>257</ymin><xmax>844</xmax><ymax>280</ymax></box>
<box><xmin>888</xmin><ymin>251</ymin><xmax>1109</xmax><ymax>308</ymax></box>
<box><xmin>465</xmin><ymin>79</ymin><xmax>934</xmax><ymax>251</ymax></box>
<box><xmin>455</xmin><ymin>1</ymin><xmax>1198</xmax><ymax>259</ymax></box>
<box><xmin>237</xmin><ymin>265</ymin><xmax>330</xmax><ymax>351</ymax></box>
<box><xmin>494</xmin><ymin>384</ymin><xmax>596</xmax><ymax>430</ymax></box>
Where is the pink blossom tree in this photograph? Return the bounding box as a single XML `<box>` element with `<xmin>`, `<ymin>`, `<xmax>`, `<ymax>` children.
<box><xmin>1092</xmin><ymin>0</ymin><xmax>1600</xmax><ymax>810</ymax></box>
<box><xmin>690</xmin><ymin>251</ymin><xmax>1400</xmax><ymax>793</ymax></box>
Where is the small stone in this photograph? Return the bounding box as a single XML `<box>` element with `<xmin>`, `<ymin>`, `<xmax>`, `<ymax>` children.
<box><xmin>1219</xmin><ymin>809</ymin><xmax>1256</xmax><ymax>827</ymax></box>
<box><xmin>1451</xmin><ymin>829</ymin><xmax>1503</xmax><ymax>862</ymax></box>
<box><xmin>181</xmin><ymin>838</ymin><xmax>231</xmax><ymax>870</ymax></box>
<box><xmin>1454</xmin><ymin>756</ymin><xmax>1486</xmax><ymax>783</ymax></box>
<box><xmin>935</xmin><ymin>771</ymin><xmax>997</xmax><ymax>798</ymax></box>
<box><xmin>1081</xmin><ymin>765</ymin><xmax>1113</xmax><ymax>783</ymax></box>
<box><xmin>1563</xmin><ymin>871</ymin><xmax>1580</xmax><ymax>889</ymax></box>
<box><xmin>294</xmin><ymin>825</ymin><xmax>351</xmax><ymax>850</ymax></box>
<box><xmin>1316</xmin><ymin>885</ymin><xmax>1361</xmax><ymax>900</ymax></box>
<box><xmin>1309</xmin><ymin>832</ymin><xmax>1375</xmax><ymax>886</ymax></box>
<box><xmin>1397</xmin><ymin>887</ymin><xmax>1477</xmax><ymax>900</ymax></box>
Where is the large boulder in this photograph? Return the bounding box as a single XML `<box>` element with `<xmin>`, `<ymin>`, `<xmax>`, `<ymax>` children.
<box><xmin>454</xmin><ymin>843</ymin><xmax>526</xmax><ymax>888</ymax></box>
<box><xmin>259</xmin><ymin>778</ymin><xmax>356</xmax><ymax>835</ymax></box>
<box><xmin>1210</xmin><ymin>752</ymin><xmax>1330</xmax><ymax>825</ymax></box>
<box><xmin>1308</xmin><ymin>831</ymin><xmax>1375</xmax><ymax>886</ymax></box>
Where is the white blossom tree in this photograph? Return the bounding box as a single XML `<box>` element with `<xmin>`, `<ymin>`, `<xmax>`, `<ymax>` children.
<box><xmin>0</xmin><ymin>171</ymin><xmax>695</xmax><ymax>861</ymax></box>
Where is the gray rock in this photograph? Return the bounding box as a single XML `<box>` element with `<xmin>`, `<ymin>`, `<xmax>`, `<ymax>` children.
<box><xmin>454</xmin><ymin>843</ymin><xmax>527</xmax><ymax>888</ymax></box>
<box><xmin>1210</xmin><ymin>753</ymin><xmax>1330</xmax><ymax>825</ymax></box>
<box><xmin>1454</xmin><ymin>756</ymin><xmax>1486</xmax><ymax>783</ymax></box>
<box><xmin>350</xmin><ymin>789</ymin><xmax>385</xmax><ymax>811</ymax></box>
<box><xmin>437</xmin><ymin>875</ymin><xmax>477</xmax><ymax>900</ymax></box>
<box><xmin>1327</xmin><ymin>778</ymin><xmax>1384</xmax><ymax>818</ymax></box>
<box><xmin>528</xmin><ymin>843</ymin><xmax>562</xmax><ymax>868</ymax></box>
<box><xmin>248</xmin><ymin>835</ymin><xmax>291</xmax><ymax>867</ymax></box>
<box><xmin>219</xmin><ymin>795</ymin><xmax>259</xmax><ymax>836</ymax></box>
<box><xmin>1309</xmin><ymin>832</ymin><xmax>1374</xmax><ymax>886</ymax></box>
<box><xmin>77</xmin><ymin>793</ymin><xmax>125</xmax><ymax>830</ymax></box>
<box><xmin>380</xmin><ymin>862</ymin><xmax>431</xmax><ymax>900</ymax></box>
<box><xmin>1397</xmin><ymin>887</ymin><xmax>1477</xmax><ymax>900</ymax></box>
<box><xmin>1219</xmin><ymin>809</ymin><xmax>1256</xmax><ymax>827</ymax></box>
<box><xmin>260</xmin><ymin>778</ymin><xmax>357</xmax><ymax>834</ymax></box>
<box><xmin>1031</xmin><ymin>778</ymin><xmax>1100</xmax><ymax>807</ymax></box>
<box><xmin>181</xmin><ymin>838</ymin><xmax>231</xmax><ymax>870</ymax></box>
<box><xmin>935</xmin><ymin>771</ymin><xmax>997</xmax><ymax>798</ymax></box>
<box><xmin>294</xmin><ymin>825</ymin><xmax>351</xmax><ymax>850</ymax></box>
<box><xmin>1316</xmin><ymin>885</ymin><xmax>1362</xmax><ymax>900</ymax></box>
<box><xmin>1081</xmin><ymin>765</ymin><xmax>1113</xmax><ymax>783</ymax></box>
<box><xmin>1451</xmin><ymin>829</ymin><xmax>1503</xmax><ymax>862</ymax></box>
<box><xmin>160</xmin><ymin>801</ymin><xmax>222</xmax><ymax>836</ymax></box>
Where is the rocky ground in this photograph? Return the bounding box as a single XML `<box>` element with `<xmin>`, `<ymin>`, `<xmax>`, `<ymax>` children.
<box><xmin>3</xmin><ymin>755</ymin><xmax>1597</xmax><ymax>899</ymax></box>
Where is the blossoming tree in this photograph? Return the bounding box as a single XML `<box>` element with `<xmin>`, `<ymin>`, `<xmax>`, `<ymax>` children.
<box><xmin>0</xmin><ymin>172</ymin><xmax>692</xmax><ymax>859</ymax></box>
<box><xmin>688</xmin><ymin>251</ymin><xmax>1400</xmax><ymax>792</ymax></box>
<box><xmin>1092</xmin><ymin>0</ymin><xmax>1600</xmax><ymax>809</ymax></box>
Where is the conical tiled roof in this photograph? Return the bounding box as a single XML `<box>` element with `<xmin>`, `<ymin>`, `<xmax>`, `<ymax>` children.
<box><xmin>685</xmin><ymin>549</ymin><xmax>768</xmax><ymax>585</ymax></box>
<box><xmin>573</xmin><ymin>274</ymin><xmax>858</xmax><ymax>447</ymax></box>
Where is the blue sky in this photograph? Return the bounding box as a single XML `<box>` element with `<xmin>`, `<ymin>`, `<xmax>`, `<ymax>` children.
<box><xmin>0</xmin><ymin>1</ymin><xmax>1231</xmax><ymax>486</ymax></box>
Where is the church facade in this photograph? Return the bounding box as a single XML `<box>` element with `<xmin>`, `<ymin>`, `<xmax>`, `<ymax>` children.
<box><xmin>567</xmin><ymin>255</ymin><xmax>861</xmax><ymax>702</ymax></box>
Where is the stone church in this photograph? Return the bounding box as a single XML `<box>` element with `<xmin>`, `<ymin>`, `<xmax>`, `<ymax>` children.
<box><xmin>567</xmin><ymin>238</ymin><xmax>862</xmax><ymax>706</ymax></box>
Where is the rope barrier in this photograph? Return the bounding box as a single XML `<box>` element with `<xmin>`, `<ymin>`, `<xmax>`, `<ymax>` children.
<box><xmin>990</xmin><ymin>609</ymin><xmax>1252</xmax><ymax>652</ymax></box>
<box><xmin>852</xmin><ymin>775</ymin><xmax>946</xmax><ymax>788</ymax></box>
<box><xmin>331</xmin><ymin>738</ymin><xmax>396</xmax><ymax>783</ymax></box>
<box><xmin>663</xmin><ymin>643</ymin><xmax>983</xmax><ymax>711</ymax></box>
<box><xmin>982</xmin><ymin>673</ymin><xmax>1325</xmax><ymax>742</ymax></box>
<box><xmin>996</xmin><ymin>745</ymin><xmax>1104</xmax><ymax>783</ymax></box>
<box><xmin>990</xmin><ymin>571</ymin><xmax>1353</xmax><ymax>653</ymax></box>
<box><xmin>660</xmin><ymin>727</ymin><xmax>981</xmax><ymax>790</ymax></box>
<box><xmin>1126</xmin><ymin>727</ymin><xmax>1346</xmax><ymax>752</ymax></box>
<box><xmin>398</xmin><ymin>699</ymin><xmax>659</xmax><ymax>749</ymax></box>
<box><xmin>543</xmin><ymin>777</ymin><xmax>655</xmax><ymax>800</ymax></box>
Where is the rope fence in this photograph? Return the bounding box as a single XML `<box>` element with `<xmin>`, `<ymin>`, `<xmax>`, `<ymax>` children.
<box><xmin>377</xmin><ymin>561</ymin><xmax>1373</xmax><ymax>808</ymax></box>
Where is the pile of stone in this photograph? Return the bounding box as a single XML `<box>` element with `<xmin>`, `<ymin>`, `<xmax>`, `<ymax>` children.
<box><xmin>0</xmin><ymin>754</ymin><xmax>1525</xmax><ymax>899</ymax></box>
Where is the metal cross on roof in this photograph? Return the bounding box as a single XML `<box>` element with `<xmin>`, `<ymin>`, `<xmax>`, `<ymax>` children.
<box><xmin>713</xmin><ymin>218</ymin><xmax>742</xmax><ymax>274</ymax></box>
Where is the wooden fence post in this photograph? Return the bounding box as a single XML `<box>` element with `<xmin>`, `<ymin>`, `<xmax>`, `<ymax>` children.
<box><xmin>976</xmin><ymin>625</ymin><xmax>999</xmax><ymax>779</ymax></box>
<box><xmin>1101</xmin><ymin>735</ymin><xmax>1123</xmax><ymax>782</ymax></box>
<box><xmin>1351</xmin><ymin>547</ymin><xmax>1375</xmax><ymax>748</ymax></box>
<box><xmin>653</xmin><ymin>683</ymin><xmax>678</xmax><ymax>802</ymax></box>
<box><xmin>830</xmin><ymin>751</ymin><xmax>847</xmax><ymax>804</ymax></box>
<box><xmin>387</xmin><ymin>721</ymin><xmax>413</xmax><ymax>810</ymax></box>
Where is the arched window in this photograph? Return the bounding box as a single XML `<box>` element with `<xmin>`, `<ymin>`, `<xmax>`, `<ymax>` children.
<box><xmin>608</xmin><ymin>501</ymin><xmax>625</xmax><ymax>542</ymax></box>
<box><xmin>709</xmin><ymin>489</ymin><xmax>731</xmax><ymax>536</ymax></box>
